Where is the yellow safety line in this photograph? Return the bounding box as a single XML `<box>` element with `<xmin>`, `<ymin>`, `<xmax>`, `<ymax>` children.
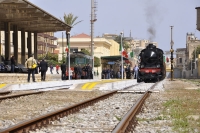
<box><xmin>0</xmin><ymin>84</ymin><xmax>6</xmax><ymax>89</ymax></box>
<box><xmin>81</xmin><ymin>83</ymin><xmax>91</xmax><ymax>90</ymax></box>
<box><xmin>81</xmin><ymin>79</ymin><xmax>122</xmax><ymax>90</ymax></box>
<box><xmin>87</xmin><ymin>82</ymin><xmax>98</xmax><ymax>90</ymax></box>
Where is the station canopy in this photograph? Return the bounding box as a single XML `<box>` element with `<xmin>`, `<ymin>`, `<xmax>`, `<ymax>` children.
<box><xmin>0</xmin><ymin>0</ymin><xmax>71</xmax><ymax>32</ymax></box>
<box><xmin>101</xmin><ymin>55</ymin><xmax>128</xmax><ymax>61</ymax></box>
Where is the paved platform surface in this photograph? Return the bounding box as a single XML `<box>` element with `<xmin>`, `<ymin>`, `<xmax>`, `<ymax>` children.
<box><xmin>0</xmin><ymin>79</ymin><xmax>136</xmax><ymax>92</ymax></box>
<box><xmin>0</xmin><ymin>73</ymin><xmax>136</xmax><ymax>92</ymax></box>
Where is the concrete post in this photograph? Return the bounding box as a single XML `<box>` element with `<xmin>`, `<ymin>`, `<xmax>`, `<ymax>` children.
<box><xmin>4</xmin><ymin>22</ymin><xmax>10</xmax><ymax>60</ymax></box>
<box><xmin>21</xmin><ymin>29</ymin><xmax>26</xmax><ymax>65</ymax></box>
<box><xmin>13</xmin><ymin>25</ymin><xmax>18</xmax><ymax>64</ymax></box>
<box><xmin>27</xmin><ymin>31</ymin><xmax>32</xmax><ymax>56</ymax></box>
<box><xmin>34</xmin><ymin>32</ymin><xmax>38</xmax><ymax>59</ymax></box>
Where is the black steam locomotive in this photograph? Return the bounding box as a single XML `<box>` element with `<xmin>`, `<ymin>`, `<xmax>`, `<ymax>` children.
<box><xmin>137</xmin><ymin>44</ymin><xmax>166</xmax><ymax>83</ymax></box>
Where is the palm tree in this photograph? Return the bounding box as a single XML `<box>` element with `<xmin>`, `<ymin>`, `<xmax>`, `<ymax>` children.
<box><xmin>63</xmin><ymin>13</ymin><xmax>83</xmax><ymax>27</ymax></box>
<box><xmin>62</xmin><ymin>13</ymin><xmax>83</xmax><ymax>53</ymax></box>
<box><xmin>62</xmin><ymin>13</ymin><xmax>83</xmax><ymax>80</ymax></box>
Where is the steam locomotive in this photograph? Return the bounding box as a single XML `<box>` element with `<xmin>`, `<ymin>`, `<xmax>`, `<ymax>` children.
<box><xmin>137</xmin><ymin>44</ymin><xmax>166</xmax><ymax>83</ymax></box>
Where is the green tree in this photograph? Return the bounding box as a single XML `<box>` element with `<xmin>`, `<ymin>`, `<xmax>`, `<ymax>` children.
<box><xmin>123</xmin><ymin>42</ymin><xmax>130</xmax><ymax>50</ymax></box>
<box><xmin>81</xmin><ymin>49</ymin><xmax>90</xmax><ymax>55</ymax></box>
<box><xmin>63</xmin><ymin>13</ymin><xmax>83</xmax><ymax>27</ymax></box>
<box><xmin>114</xmin><ymin>35</ymin><xmax>130</xmax><ymax>51</ymax></box>
<box><xmin>80</xmin><ymin>49</ymin><xmax>100</xmax><ymax>68</ymax></box>
<box><xmin>94</xmin><ymin>56</ymin><xmax>100</xmax><ymax>67</ymax></box>
<box><xmin>38</xmin><ymin>52</ymin><xmax>59</xmax><ymax>66</ymax></box>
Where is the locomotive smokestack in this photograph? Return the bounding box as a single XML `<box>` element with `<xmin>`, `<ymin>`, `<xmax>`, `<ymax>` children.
<box><xmin>147</xmin><ymin>43</ymin><xmax>156</xmax><ymax>49</ymax></box>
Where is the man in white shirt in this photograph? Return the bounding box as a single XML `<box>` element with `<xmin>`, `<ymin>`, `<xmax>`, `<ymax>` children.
<box><xmin>133</xmin><ymin>65</ymin><xmax>139</xmax><ymax>79</ymax></box>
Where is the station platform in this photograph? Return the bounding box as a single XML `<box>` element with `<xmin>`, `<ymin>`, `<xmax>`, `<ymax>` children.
<box><xmin>0</xmin><ymin>74</ymin><xmax>137</xmax><ymax>92</ymax></box>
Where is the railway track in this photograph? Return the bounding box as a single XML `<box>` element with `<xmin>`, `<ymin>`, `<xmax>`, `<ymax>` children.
<box><xmin>0</xmin><ymin>82</ymin><xmax>160</xmax><ymax>133</ymax></box>
<box><xmin>112</xmin><ymin>82</ymin><xmax>158</xmax><ymax>133</ymax></box>
<box><xmin>0</xmin><ymin>91</ymin><xmax>11</xmax><ymax>96</ymax></box>
<box><xmin>0</xmin><ymin>91</ymin><xmax>43</xmax><ymax>101</ymax></box>
<box><xmin>0</xmin><ymin>84</ymin><xmax>71</xmax><ymax>101</ymax></box>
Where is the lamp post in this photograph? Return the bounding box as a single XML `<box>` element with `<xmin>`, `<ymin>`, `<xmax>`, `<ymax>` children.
<box><xmin>91</xmin><ymin>0</ymin><xmax>97</xmax><ymax>79</ymax></box>
<box><xmin>170</xmin><ymin>26</ymin><xmax>174</xmax><ymax>81</ymax></box>
<box><xmin>62</xmin><ymin>32</ymin><xmax>64</xmax><ymax>59</ymax></box>
<box><xmin>195</xmin><ymin>46</ymin><xmax>196</xmax><ymax>69</ymax></box>
<box><xmin>191</xmin><ymin>58</ymin><xmax>193</xmax><ymax>76</ymax></box>
<box><xmin>66</xmin><ymin>31</ymin><xmax>70</xmax><ymax>80</ymax></box>
<box><xmin>120</xmin><ymin>32</ymin><xmax>123</xmax><ymax>79</ymax></box>
<box><xmin>91</xmin><ymin>0</ymin><xmax>94</xmax><ymax>79</ymax></box>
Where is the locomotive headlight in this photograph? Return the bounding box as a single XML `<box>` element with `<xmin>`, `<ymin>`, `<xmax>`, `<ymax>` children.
<box><xmin>156</xmin><ymin>64</ymin><xmax>160</xmax><ymax>68</ymax></box>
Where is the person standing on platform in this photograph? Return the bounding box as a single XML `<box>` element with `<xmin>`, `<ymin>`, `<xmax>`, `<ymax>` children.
<box><xmin>10</xmin><ymin>56</ymin><xmax>15</xmax><ymax>73</ymax></box>
<box><xmin>107</xmin><ymin>67</ymin><xmax>110</xmax><ymax>79</ymax></box>
<box><xmin>69</xmin><ymin>67</ymin><xmax>73</xmax><ymax>79</ymax></box>
<box><xmin>74</xmin><ymin>64</ymin><xmax>78</xmax><ymax>79</ymax></box>
<box><xmin>39</xmin><ymin>59</ymin><xmax>48</xmax><ymax>81</ymax></box>
<box><xmin>77</xmin><ymin>64</ymin><xmax>82</xmax><ymax>79</ymax></box>
<box><xmin>82</xmin><ymin>64</ymin><xmax>88</xmax><ymax>79</ymax></box>
<box><xmin>56</xmin><ymin>64</ymin><xmax>59</xmax><ymax>74</ymax></box>
<box><xmin>25</xmin><ymin>54</ymin><xmax>37</xmax><ymax>82</ymax></box>
<box><xmin>117</xmin><ymin>69</ymin><xmax>121</xmax><ymax>79</ymax></box>
<box><xmin>133</xmin><ymin>65</ymin><xmax>139</xmax><ymax>79</ymax></box>
<box><xmin>87</xmin><ymin>64</ymin><xmax>92</xmax><ymax>79</ymax></box>
<box><xmin>110</xmin><ymin>69</ymin><xmax>115</xmax><ymax>79</ymax></box>
<box><xmin>61</xmin><ymin>61</ymin><xmax>66</xmax><ymax>80</ymax></box>
<box><xmin>102</xmin><ymin>67</ymin><xmax>106</xmax><ymax>79</ymax></box>
<box><xmin>126</xmin><ymin>65</ymin><xmax>131</xmax><ymax>79</ymax></box>
<box><xmin>50</xmin><ymin>65</ymin><xmax>53</xmax><ymax>74</ymax></box>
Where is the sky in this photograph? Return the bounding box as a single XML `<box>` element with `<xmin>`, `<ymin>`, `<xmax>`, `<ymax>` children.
<box><xmin>29</xmin><ymin>0</ymin><xmax>200</xmax><ymax>52</ymax></box>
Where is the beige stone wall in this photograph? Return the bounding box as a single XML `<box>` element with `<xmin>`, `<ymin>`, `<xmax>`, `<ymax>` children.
<box><xmin>108</xmin><ymin>39</ymin><xmax>120</xmax><ymax>56</ymax></box>
<box><xmin>188</xmin><ymin>41</ymin><xmax>200</xmax><ymax>60</ymax></box>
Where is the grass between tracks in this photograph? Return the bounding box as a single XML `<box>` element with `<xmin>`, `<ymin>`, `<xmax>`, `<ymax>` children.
<box><xmin>163</xmin><ymin>79</ymin><xmax>200</xmax><ymax>133</ymax></box>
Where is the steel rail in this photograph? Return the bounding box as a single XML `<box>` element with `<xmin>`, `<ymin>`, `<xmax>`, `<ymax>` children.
<box><xmin>112</xmin><ymin>82</ymin><xmax>158</xmax><ymax>133</ymax></box>
<box><xmin>0</xmin><ymin>91</ymin><xmax>43</xmax><ymax>100</ymax></box>
<box><xmin>0</xmin><ymin>84</ymin><xmax>71</xmax><ymax>100</ymax></box>
<box><xmin>0</xmin><ymin>90</ymin><xmax>118</xmax><ymax>133</ymax></box>
<box><xmin>0</xmin><ymin>91</ymin><xmax>11</xmax><ymax>95</ymax></box>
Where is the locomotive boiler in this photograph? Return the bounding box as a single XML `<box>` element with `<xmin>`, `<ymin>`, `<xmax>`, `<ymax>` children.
<box><xmin>137</xmin><ymin>44</ymin><xmax>166</xmax><ymax>83</ymax></box>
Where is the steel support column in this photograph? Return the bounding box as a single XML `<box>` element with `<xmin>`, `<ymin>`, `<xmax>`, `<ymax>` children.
<box><xmin>66</xmin><ymin>32</ymin><xmax>70</xmax><ymax>80</ymax></box>
<box><xmin>13</xmin><ymin>25</ymin><xmax>18</xmax><ymax>64</ymax></box>
<box><xmin>4</xmin><ymin>22</ymin><xmax>10</xmax><ymax>59</ymax></box>
<box><xmin>34</xmin><ymin>32</ymin><xmax>38</xmax><ymax>59</ymax></box>
<box><xmin>170</xmin><ymin>26</ymin><xmax>174</xmax><ymax>81</ymax></box>
<box><xmin>27</xmin><ymin>31</ymin><xmax>32</xmax><ymax>56</ymax></box>
<box><xmin>21</xmin><ymin>29</ymin><xmax>26</xmax><ymax>64</ymax></box>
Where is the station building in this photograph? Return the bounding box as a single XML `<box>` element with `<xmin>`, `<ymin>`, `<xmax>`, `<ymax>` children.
<box><xmin>0</xmin><ymin>0</ymin><xmax>71</xmax><ymax>65</ymax></box>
